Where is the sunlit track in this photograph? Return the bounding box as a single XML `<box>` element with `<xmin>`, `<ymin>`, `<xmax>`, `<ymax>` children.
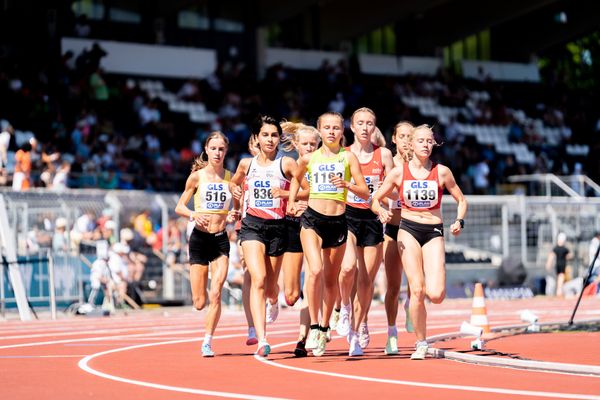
<box><xmin>1</xmin><ymin>298</ymin><xmax>598</xmax><ymax>400</ymax></box>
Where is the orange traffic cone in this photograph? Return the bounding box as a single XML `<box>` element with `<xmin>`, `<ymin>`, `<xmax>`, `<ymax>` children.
<box><xmin>470</xmin><ymin>283</ymin><xmax>491</xmax><ymax>334</ymax></box>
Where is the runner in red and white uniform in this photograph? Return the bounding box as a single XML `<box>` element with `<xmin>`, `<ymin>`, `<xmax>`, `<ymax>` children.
<box><xmin>337</xmin><ymin>107</ymin><xmax>394</xmax><ymax>356</ymax></box>
<box><xmin>230</xmin><ymin>115</ymin><xmax>297</xmax><ymax>357</ymax></box>
<box><xmin>371</xmin><ymin>124</ymin><xmax>467</xmax><ymax>360</ymax></box>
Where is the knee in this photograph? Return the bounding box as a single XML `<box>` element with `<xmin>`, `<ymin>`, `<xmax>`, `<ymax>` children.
<box><xmin>386</xmin><ymin>282</ymin><xmax>400</xmax><ymax>298</ymax></box>
<box><xmin>284</xmin><ymin>288</ymin><xmax>300</xmax><ymax>306</ymax></box>
<box><xmin>193</xmin><ymin>295</ymin><xmax>207</xmax><ymax>311</ymax></box>
<box><xmin>340</xmin><ymin>263</ymin><xmax>354</xmax><ymax>276</ymax></box>
<box><xmin>410</xmin><ymin>286</ymin><xmax>426</xmax><ymax>302</ymax></box>
<box><xmin>251</xmin><ymin>275</ymin><xmax>267</xmax><ymax>291</ymax></box>
<box><xmin>209</xmin><ymin>288</ymin><xmax>222</xmax><ymax>305</ymax></box>
<box><xmin>427</xmin><ymin>288</ymin><xmax>446</xmax><ymax>304</ymax></box>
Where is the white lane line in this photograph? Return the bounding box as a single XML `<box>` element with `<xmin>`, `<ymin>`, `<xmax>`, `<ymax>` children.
<box><xmin>253</xmin><ymin>332</ymin><xmax>600</xmax><ymax>400</ymax></box>
<box><xmin>78</xmin><ymin>330</ymin><xmax>299</xmax><ymax>400</ymax></box>
<box><xmin>0</xmin><ymin>354</ymin><xmax>88</xmax><ymax>358</ymax></box>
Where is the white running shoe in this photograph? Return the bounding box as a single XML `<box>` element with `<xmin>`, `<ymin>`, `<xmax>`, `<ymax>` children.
<box><xmin>246</xmin><ymin>327</ymin><xmax>258</xmax><ymax>346</ymax></box>
<box><xmin>312</xmin><ymin>332</ymin><xmax>327</xmax><ymax>357</ymax></box>
<box><xmin>358</xmin><ymin>323</ymin><xmax>370</xmax><ymax>349</ymax></box>
<box><xmin>348</xmin><ymin>332</ymin><xmax>363</xmax><ymax>356</ymax></box>
<box><xmin>330</xmin><ymin>309</ymin><xmax>340</xmax><ymax>330</ymax></box>
<box><xmin>384</xmin><ymin>335</ymin><xmax>398</xmax><ymax>355</ymax></box>
<box><xmin>411</xmin><ymin>342</ymin><xmax>428</xmax><ymax>360</ymax></box>
<box><xmin>336</xmin><ymin>304</ymin><xmax>351</xmax><ymax>337</ymax></box>
<box><xmin>266</xmin><ymin>299</ymin><xmax>279</xmax><ymax>324</ymax></box>
<box><xmin>305</xmin><ymin>328</ymin><xmax>320</xmax><ymax>350</ymax></box>
<box><xmin>255</xmin><ymin>340</ymin><xmax>271</xmax><ymax>357</ymax></box>
<box><xmin>202</xmin><ymin>342</ymin><xmax>215</xmax><ymax>357</ymax></box>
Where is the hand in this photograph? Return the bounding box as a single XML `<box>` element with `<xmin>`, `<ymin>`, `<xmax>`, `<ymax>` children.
<box><xmin>286</xmin><ymin>201</ymin><xmax>297</xmax><ymax>216</ymax></box>
<box><xmin>450</xmin><ymin>221</ymin><xmax>462</xmax><ymax>236</ymax></box>
<box><xmin>231</xmin><ymin>186</ymin><xmax>243</xmax><ymax>202</ymax></box>
<box><xmin>329</xmin><ymin>174</ymin><xmax>346</xmax><ymax>189</ymax></box>
<box><xmin>192</xmin><ymin>212</ymin><xmax>209</xmax><ymax>230</ymax></box>
<box><xmin>226</xmin><ymin>210</ymin><xmax>241</xmax><ymax>224</ymax></box>
<box><xmin>271</xmin><ymin>187</ymin><xmax>283</xmax><ymax>198</ymax></box>
<box><xmin>377</xmin><ymin>208</ymin><xmax>392</xmax><ymax>224</ymax></box>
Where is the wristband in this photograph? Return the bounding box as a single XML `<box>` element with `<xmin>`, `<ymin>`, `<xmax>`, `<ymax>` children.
<box><xmin>455</xmin><ymin>219</ymin><xmax>464</xmax><ymax>229</ymax></box>
<box><xmin>189</xmin><ymin>212</ymin><xmax>195</xmax><ymax>222</ymax></box>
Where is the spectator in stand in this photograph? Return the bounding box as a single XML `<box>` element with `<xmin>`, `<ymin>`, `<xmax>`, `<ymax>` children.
<box><xmin>133</xmin><ymin>209</ymin><xmax>153</xmax><ymax>239</ymax></box>
<box><xmin>585</xmin><ymin>231</ymin><xmax>600</xmax><ymax>296</ymax></box>
<box><xmin>12</xmin><ymin>141</ymin><xmax>32</xmax><ymax>191</ymax></box>
<box><xmin>52</xmin><ymin>218</ymin><xmax>69</xmax><ymax>253</ymax></box>
<box><xmin>107</xmin><ymin>242</ymin><xmax>130</xmax><ymax>308</ymax></box>
<box><xmin>74</xmin><ymin>14</ymin><xmax>91</xmax><ymax>38</ymax></box>
<box><xmin>545</xmin><ymin>232</ymin><xmax>571</xmax><ymax>297</ymax></box>
<box><xmin>0</xmin><ymin>123</ymin><xmax>12</xmax><ymax>185</ymax></box>
<box><xmin>152</xmin><ymin>218</ymin><xmax>182</xmax><ymax>270</ymax></box>
<box><xmin>51</xmin><ymin>161</ymin><xmax>71</xmax><ymax>191</ymax></box>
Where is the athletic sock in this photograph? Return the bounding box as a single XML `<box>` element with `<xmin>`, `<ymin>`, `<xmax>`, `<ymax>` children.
<box><xmin>388</xmin><ymin>325</ymin><xmax>397</xmax><ymax>337</ymax></box>
<box><xmin>203</xmin><ymin>334</ymin><xmax>213</xmax><ymax>345</ymax></box>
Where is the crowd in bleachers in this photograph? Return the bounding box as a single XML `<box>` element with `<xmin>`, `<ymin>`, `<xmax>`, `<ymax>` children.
<box><xmin>1</xmin><ymin>43</ymin><xmax>598</xmax><ymax>195</ymax></box>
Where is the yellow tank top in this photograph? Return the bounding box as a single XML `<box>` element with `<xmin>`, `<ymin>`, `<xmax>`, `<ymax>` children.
<box><xmin>307</xmin><ymin>147</ymin><xmax>350</xmax><ymax>202</ymax></box>
<box><xmin>193</xmin><ymin>169</ymin><xmax>232</xmax><ymax>215</ymax></box>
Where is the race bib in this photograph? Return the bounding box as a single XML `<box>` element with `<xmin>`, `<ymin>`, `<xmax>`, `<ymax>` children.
<box><xmin>248</xmin><ymin>179</ymin><xmax>281</xmax><ymax>209</ymax></box>
<box><xmin>389</xmin><ymin>198</ymin><xmax>402</xmax><ymax>209</ymax></box>
<box><xmin>199</xmin><ymin>182</ymin><xmax>231</xmax><ymax>211</ymax></box>
<box><xmin>403</xmin><ymin>180</ymin><xmax>439</xmax><ymax>209</ymax></box>
<box><xmin>347</xmin><ymin>175</ymin><xmax>379</xmax><ymax>204</ymax></box>
<box><xmin>311</xmin><ymin>162</ymin><xmax>345</xmax><ymax>194</ymax></box>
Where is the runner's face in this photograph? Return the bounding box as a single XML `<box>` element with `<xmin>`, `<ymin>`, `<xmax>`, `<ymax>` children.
<box><xmin>412</xmin><ymin>128</ymin><xmax>435</xmax><ymax>158</ymax></box>
<box><xmin>319</xmin><ymin>116</ymin><xmax>343</xmax><ymax>145</ymax></box>
<box><xmin>206</xmin><ymin>137</ymin><xmax>227</xmax><ymax>165</ymax></box>
<box><xmin>351</xmin><ymin>111</ymin><xmax>376</xmax><ymax>144</ymax></box>
<box><xmin>257</xmin><ymin>124</ymin><xmax>280</xmax><ymax>154</ymax></box>
<box><xmin>394</xmin><ymin>126</ymin><xmax>411</xmax><ymax>156</ymax></box>
<box><xmin>295</xmin><ymin>131</ymin><xmax>318</xmax><ymax>157</ymax></box>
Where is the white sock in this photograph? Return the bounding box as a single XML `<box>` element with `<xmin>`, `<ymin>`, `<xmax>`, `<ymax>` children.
<box><xmin>203</xmin><ymin>334</ymin><xmax>213</xmax><ymax>346</ymax></box>
<box><xmin>388</xmin><ymin>325</ymin><xmax>397</xmax><ymax>337</ymax></box>
<box><xmin>342</xmin><ymin>302</ymin><xmax>351</xmax><ymax>312</ymax></box>
<box><xmin>416</xmin><ymin>340</ymin><xmax>428</xmax><ymax>348</ymax></box>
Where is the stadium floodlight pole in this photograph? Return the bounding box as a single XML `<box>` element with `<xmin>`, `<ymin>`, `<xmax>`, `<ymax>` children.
<box><xmin>568</xmin><ymin>242</ymin><xmax>600</xmax><ymax>325</ymax></box>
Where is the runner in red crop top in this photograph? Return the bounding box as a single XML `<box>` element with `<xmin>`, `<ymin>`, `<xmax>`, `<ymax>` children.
<box><xmin>400</xmin><ymin>161</ymin><xmax>443</xmax><ymax>211</ymax></box>
<box><xmin>370</xmin><ymin>124</ymin><xmax>467</xmax><ymax>360</ymax></box>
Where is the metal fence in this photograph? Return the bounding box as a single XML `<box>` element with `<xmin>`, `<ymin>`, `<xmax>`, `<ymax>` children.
<box><xmin>2</xmin><ymin>188</ymin><xmax>600</xmax><ymax>311</ymax></box>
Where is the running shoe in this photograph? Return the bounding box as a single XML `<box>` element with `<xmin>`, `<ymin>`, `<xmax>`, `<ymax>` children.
<box><xmin>384</xmin><ymin>335</ymin><xmax>398</xmax><ymax>355</ymax></box>
<box><xmin>294</xmin><ymin>339</ymin><xmax>307</xmax><ymax>357</ymax></box>
<box><xmin>312</xmin><ymin>332</ymin><xmax>327</xmax><ymax>357</ymax></box>
<box><xmin>256</xmin><ymin>340</ymin><xmax>271</xmax><ymax>357</ymax></box>
<box><xmin>330</xmin><ymin>309</ymin><xmax>340</xmax><ymax>330</ymax></box>
<box><xmin>336</xmin><ymin>304</ymin><xmax>351</xmax><ymax>337</ymax></box>
<box><xmin>358</xmin><ymin>323</ymin><xmax>370</xmax><ymax>349</ymax></box>
<box><xmin>305</xmin><ymin>328</ymin><xmax>320</xmax><ymax>349</ymax></box>
<box><xmin>246</xmin><ymin>327</ymin><xmax>258</xmax><ymax>346</ymax></box>
<box><xmin>266</xmin><ymin>300</ymin><xmax>279</xmax><ymax>324</ymax></box>
<box><xmin>325</xmin><ymin>327</ymin><xmax>332</xmax><ymax>343</ymax></box>
<box><xmin>404</xmin><ymin>302</ymin><xmax>414</xmax><ymax>333</ymax></box>
<box><xmin>348</xmin><ymin>332</ymin><xmax>363</xmax><ymax>356</ymax></box>
<box><xmin>202</xmin><ymin>342</ymin><xmax>215</xmax><ymax>357</ymax></box>
<box><xmin>410</xmin><ymin>343</ymin><xmax>428</xmax><ymax>360</ymax></box>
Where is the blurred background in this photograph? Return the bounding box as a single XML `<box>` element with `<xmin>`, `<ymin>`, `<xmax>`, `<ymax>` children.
<box><xmin>1</xmin><ymin>0</ymin><xmax>599</xmax><ymax>314</ymax></box>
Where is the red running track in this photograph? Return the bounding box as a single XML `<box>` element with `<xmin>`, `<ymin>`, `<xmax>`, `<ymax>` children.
<box><xmin>1</xmin><ymin>297</ymin><xmax>599</xmax><ymax>400</ymax></box>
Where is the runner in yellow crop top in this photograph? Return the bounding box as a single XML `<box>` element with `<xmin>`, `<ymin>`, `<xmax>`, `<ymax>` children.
<box><xmin>305</xmin><ymin>146</ymin><xmax>351</xmax><ymax>203</ymax></box>
<box><xmin>175</xmin><ymin>131</ymin><xmax>238</xmax><ymax>358</ymax></box>
<box><xmin>287</xmin><ymin>111</ymin><xmax>369</xmax><ymax>357</ymax></box>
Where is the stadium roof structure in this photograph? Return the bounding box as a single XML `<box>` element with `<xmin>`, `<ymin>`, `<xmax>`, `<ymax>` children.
<box><xmin>1</xmin><ymin>0</ymin><xmax>599</xmax><ymax>63</ymax></box>
<box><xmin>254</xmin><ymin>0</ymin><xmax>600</xmax><ymax>60</ymax></box>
